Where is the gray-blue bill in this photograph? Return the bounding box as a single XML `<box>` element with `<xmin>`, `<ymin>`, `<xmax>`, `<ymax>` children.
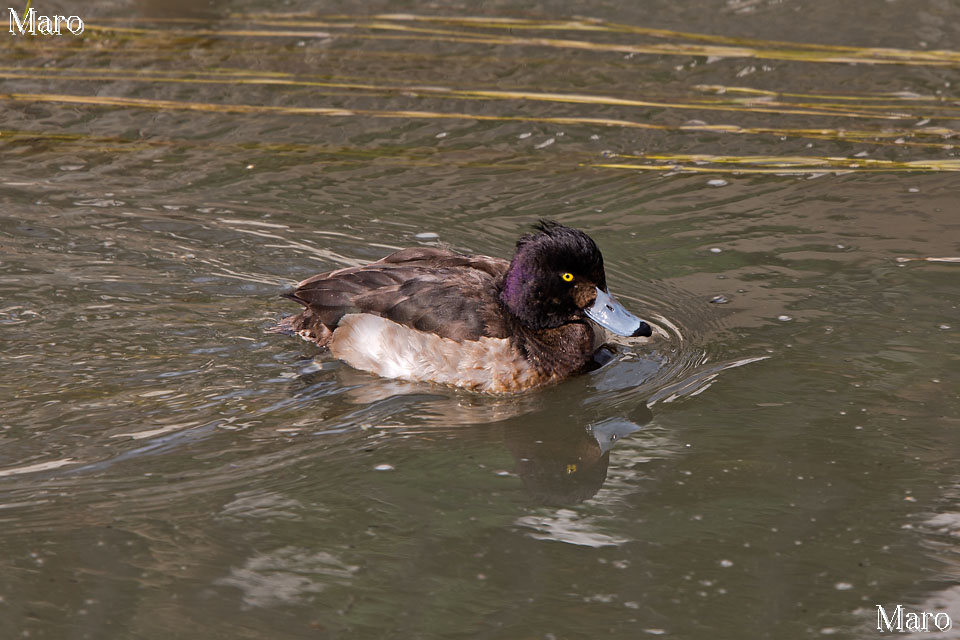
<box><xmin>585</xmin><ymin>288</ymin><xmax>652</xmax><ymax>337</ymax></box>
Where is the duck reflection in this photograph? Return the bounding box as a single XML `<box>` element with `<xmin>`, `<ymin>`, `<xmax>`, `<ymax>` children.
<box><xmin>290</xmin><ymin>357</ymin><xmax>653</xmax><ymax>505</ymax></box>
<box><xmin>505</xmin><ymin>412</ymin><xmax>650</xmax><ymax>505</ymax></box>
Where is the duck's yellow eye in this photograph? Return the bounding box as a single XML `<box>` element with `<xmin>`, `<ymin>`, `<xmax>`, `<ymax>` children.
<box><xmin>561</xmin><ymin>272</ymin><xmax>574</xmax><ymax>282</ymax></box>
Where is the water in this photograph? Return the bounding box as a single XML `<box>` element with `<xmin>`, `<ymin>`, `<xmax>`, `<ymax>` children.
<box><xmin>2</xmin><ymin>1</ymin><xmax>959</xmax><ymax>638</ymax></box>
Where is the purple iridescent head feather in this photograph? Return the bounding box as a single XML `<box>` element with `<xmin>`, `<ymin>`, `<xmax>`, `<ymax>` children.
<box><xmin>499</xmin><ymin>221</ymin><xmax>606</xmax><ymax>330</ymax></box>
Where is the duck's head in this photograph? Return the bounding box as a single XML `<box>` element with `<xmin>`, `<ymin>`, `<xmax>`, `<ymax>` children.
<box><xmin>500</xmin><ymin>221</ymin><xmax>652</xmax><ymax>337</ymax></box>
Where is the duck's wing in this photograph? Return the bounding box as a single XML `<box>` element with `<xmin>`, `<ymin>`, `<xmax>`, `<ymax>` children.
<box><xmin>283</xmin><ymin>248</ymin><xmax>511</xmax><ymax>342</ymax></box>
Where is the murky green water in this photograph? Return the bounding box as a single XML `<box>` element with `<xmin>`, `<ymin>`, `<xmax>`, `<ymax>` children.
<box><xmin>2</xmin><ymin>1</ymin><xmax>959</xmax><ymax>638</ymax></box>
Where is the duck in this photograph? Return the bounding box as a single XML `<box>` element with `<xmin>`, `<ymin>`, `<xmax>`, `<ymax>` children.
<box><xmin>275</xmin><ymin>220</ymin><xmax>652</xmax><ymax>393</ymax></box>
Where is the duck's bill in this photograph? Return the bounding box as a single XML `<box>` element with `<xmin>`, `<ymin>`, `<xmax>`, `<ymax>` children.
<box><xmin>585</xmin><ymin>288</ymin><xmax>652</xmax><ymax>338</ymax></box>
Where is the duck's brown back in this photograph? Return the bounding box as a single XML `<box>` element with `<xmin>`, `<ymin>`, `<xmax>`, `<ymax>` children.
<box><xmin>283</xmin><ymin>247</ymin><xmax>511</xmax><ymax>343</ymax></box>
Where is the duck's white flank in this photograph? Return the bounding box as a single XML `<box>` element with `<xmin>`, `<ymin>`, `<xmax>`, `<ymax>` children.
<box><xmin>328</xmin><ymin>313</ymin><xmax>541</xmax><ymax>393</ymax></box>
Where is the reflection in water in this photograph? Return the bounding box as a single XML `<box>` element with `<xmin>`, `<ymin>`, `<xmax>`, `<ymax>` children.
<box><xmin>279</xmin><ymin>347</ymin><xmax>666</xmax><ymax>506</ymax></box>
<box><xmin>515</xmin><ymin>509</ymin><xmax>629</xmax><ymax>548</ymax></box>
<box><xmin>506</xmin><ymin>413</ymin><xmax>650</xmax><ymax>506</ymax></box>
<box><xmin>910</xmin><ymin>484</ymin><xmax>960</xmax><ymax>637</ymax></box>
<box><xmin>216</xmin><ymin>547</ymin><xmax>359</xmax><ymax>608</ymax></box>
<box><xmin>296</xmin><ymin>359</ymin><xmax>658</xmax><ymax>504</ymax></box>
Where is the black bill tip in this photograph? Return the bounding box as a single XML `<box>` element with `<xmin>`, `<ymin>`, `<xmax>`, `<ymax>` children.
<box><xmin>632</xmin><ymin>321</ymin><xmax>652</xmax><ymax>338</ymax></box>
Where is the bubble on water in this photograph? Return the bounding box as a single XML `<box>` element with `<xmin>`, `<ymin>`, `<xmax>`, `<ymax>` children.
<box><xmin>584</xmin><ymin>593</ymin><xmax>616</xmax><ymax>603</ymax></box>
<box><xmin>435</xmin><ymin>132</ymin><xmax>448</xmax><ymax>138</ymax></box>
<box><xmin>939</xmin><ymin>324</ymin><xmax>951</xmax><ymax>330</ymax></box>
<box><xmin>534</xmin><ymin>137</ymin><xmax>555</xmax><ymax>149</ymax></box>
<box><xmin>709</xmin><ymin>295</ymin><xmax>729</xmax><ymax>304</ymax></box>
<box><xmin>719</xmin><ymin>559</ymin><xmax>734</xmax><ymax>568</ymax></box>
<box><xmin>707</xmin><ymin>179</ymin><xmax>728</xmax><ymax>187</ymax></box>
<box><xmin>908</xmin><ymin>187</ymin><xmax>920</xmax><ymax>193</ymax></box>
<box><xmin>709</xmin><ymin>247</ymin><xmax>723</xmax><ymax>253</ymax></box>
<box><xmin>834</xmin><ymin>582</ymin><xmax>853</xmax><ymax>590</ymax></box>
<box><xmin>777</xmin><ymin>315</ymin><xmax>793</xmax><ymax>322</ymax></box>
<box><xmin>518</xmin><ymin>132</ymin><xmax>532</xmax><ymax>139</ymax></box>
<box><xmin>415</xmin><ymin>232</ymin><xmax>439</xmax><ymax>240</ymax></box>
<box><xmin>374</xmin><ymin>464</ymin><xmax>394</xmax><ymax>472</ymax></box>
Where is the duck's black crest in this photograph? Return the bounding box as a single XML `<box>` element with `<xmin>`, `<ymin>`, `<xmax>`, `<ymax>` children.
<box><xmin>511</xmin><ymin>220</ymin><xmax>605</xmax><ymax>286</ymax></box>
<box><xmin>499</xmin><ymin>221</ymin><xmax>607</xmax><ymax>331</ymax></box>
<box><xmin>516</xmin><ymin>219</ymin><xmax>587</xmax><ymax>250</ymax></box>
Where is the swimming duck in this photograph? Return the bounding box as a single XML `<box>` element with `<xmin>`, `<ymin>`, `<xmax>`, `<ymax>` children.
<box><xmin>276</xmin><ymin>221</ymin><xmax>651</xmax><ymax>393</ymax></box>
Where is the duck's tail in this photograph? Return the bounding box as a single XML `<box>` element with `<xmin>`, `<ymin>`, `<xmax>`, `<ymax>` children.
<box><xmin>267</xmin><ymin>308</ymin><xmax>333</xmax><ymax>347</ymax></box>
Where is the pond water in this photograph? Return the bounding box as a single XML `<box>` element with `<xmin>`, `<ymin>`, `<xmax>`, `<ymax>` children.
<box><xmin>2</xmin><ymin>1</ymin><xmax>959</xmax><ymax>638</ymax></box>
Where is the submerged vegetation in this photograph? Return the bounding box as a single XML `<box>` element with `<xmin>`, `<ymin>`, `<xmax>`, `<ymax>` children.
<box><xmin>3</xmin><ymin>11</ymin><xmax>959</xmax><ymax>172</ymax></box>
